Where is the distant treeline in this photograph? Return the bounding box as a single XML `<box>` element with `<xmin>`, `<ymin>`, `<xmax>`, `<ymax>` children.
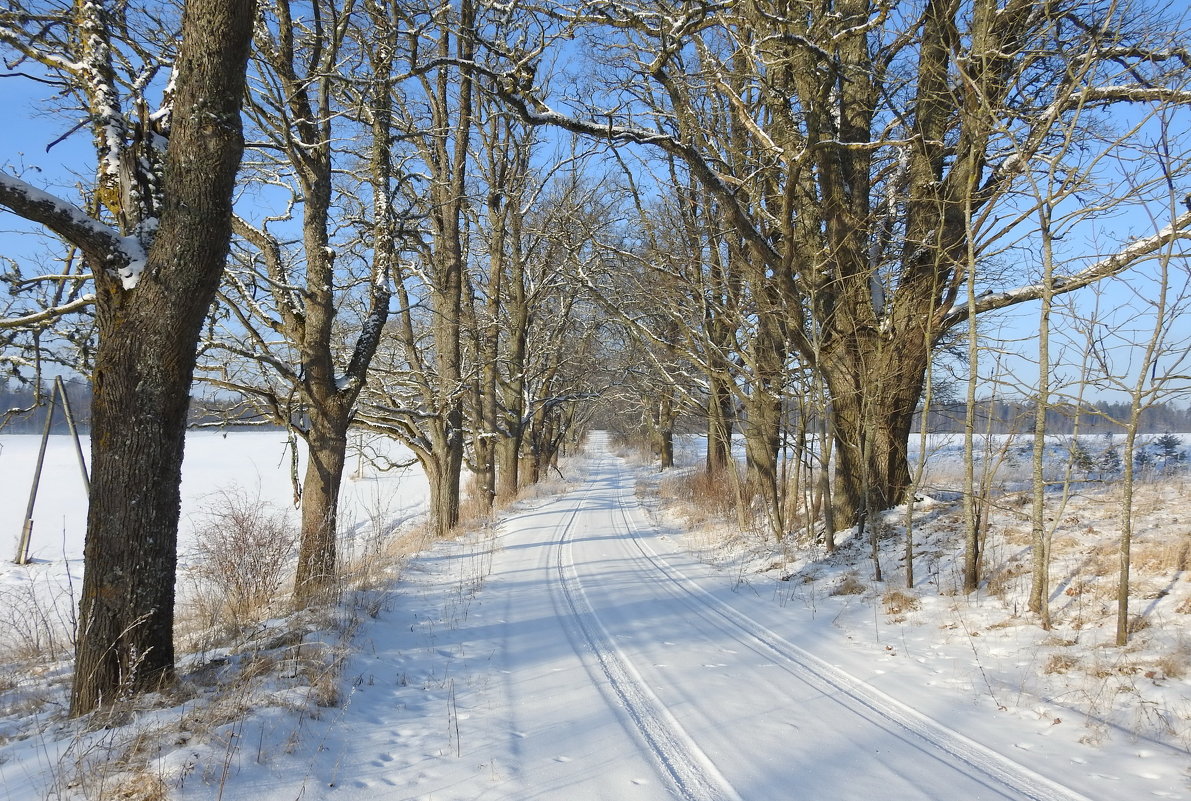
<box><xmin>6</xmin><ymin>380</ymin><xmax>1188</xmax><ymax>437</ymax></box>
<box><xmin>0</xmin><ymin>380</ymin><xmax>273</xmax><ymax>434</ymax></box>
<box><xmin>1</xmin><ymin>378</ymin><xmax>91</xmax><ymax>434</ymax></box>
<box><xmin>916</xmin><ymin>400</ymin><xmax>1191</xmax><ymax>435</ymax></box>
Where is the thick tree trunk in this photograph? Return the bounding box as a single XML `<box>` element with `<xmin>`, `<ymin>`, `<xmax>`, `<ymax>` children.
<box><xmin>70</xmin><ymin>0</ymin><xmax>255</xmax><ymax>716</ymax></box>
<box><xmin>742</xmin><ymin>386</ymin><xmax>782</xmax><ymax>535</ymax></box>
<box><xmin>424</xmin><ymin>442</ymin><xmax>463</xmax><ymax>539</ymax></box>
<box><xmin>293</xmin><ymin>409</ymin><xmax>349</xmax><ymax>603</ymax></box>
<box><xmin>524</xmin><ymin>406</ymin><xmax>546</xmax><ymax>486</ymax></box>
<box><xmin>75</xmin><ymin>333</ymin><xmax>190</xmax><ymax>710</ymax></box>
<box><xmin>657</xmin><ymin>390</ymin><xmax>675</xmax><ymax>469</ymax></box>
<box><xmin>496</xmin><ymin>431</ymin><xmax>522</xmax><ymax>498</ymax></box>
<box><xmin>706</xmin><ymin>375</ymin><xmax>734</xmax><ymax>474</ymax></box>
<box><xmin>822</xmin><ymin>341</ymin><xmax>927</xmax><ymax>528</ymax></box>
<box><xmin>473</xmin><ymin>436</ymin><xmax>496</xmax><ymax>512</ymax></box>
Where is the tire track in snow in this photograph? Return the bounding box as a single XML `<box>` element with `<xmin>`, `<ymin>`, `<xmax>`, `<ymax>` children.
<box><xmin>548</xmin><ymin>477</ymin><xmax>745</xmax><ymax>801</ymax></box>
<box><xmin>603</xmin><ymin>457</ymin><xmax>1092</xmax><ymax>801</ymax></box>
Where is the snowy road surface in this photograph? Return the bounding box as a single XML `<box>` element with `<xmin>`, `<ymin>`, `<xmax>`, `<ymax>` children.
<box><xmin>279</xmin><ymin>433</ymin><xmax>1091</xmax><ymax>801</ymax></box>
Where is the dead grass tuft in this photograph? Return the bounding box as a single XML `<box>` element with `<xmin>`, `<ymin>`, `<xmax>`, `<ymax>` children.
<box><xmin>830</xmin><ymin>573</ymin><xmax>867</xmax><ymax>597</ymax></box>
<box><xmin>1084</xmin><ymin>541</ymin><xmax>1117</xmax><ymax>578</ymax></box>
<box><xmin>882</xmin><ymin>589</ymin><xmax>920</xmax><ymax>618</ymax></box>
<box><xmin>1154</xmin><ymin>644</ymin><xmax>1191</xmax><ymax>680</ymax></box>
<box><xmin>1133</xmin><ymin>535</ymin><xmax>1191</xmax><ymax>574</ymax></box>
<box><xmin>1044</xmin><ymin>653</ymin><xmax>1079</xmax><ymax>674</ymax></box>
<box><xmin>985</xmin><ymin>560</ymin><xmax>1030</xmax><ymax>598</ymax></box>
<box><xmin>110</xmin><ymin>770</ymin><xmax>169</xmax><ymax>801</ymax></box>
<box><xmin>660</xmin><ymin>468</ymin><xmax>741</xmax><ymax>526</ymax></box>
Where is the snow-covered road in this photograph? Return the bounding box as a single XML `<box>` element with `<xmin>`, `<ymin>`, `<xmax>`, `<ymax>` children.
<box><xmin>295</xmin><ymin>433</ymin><xmax>1090</xmax><ymax>801</ymax></box>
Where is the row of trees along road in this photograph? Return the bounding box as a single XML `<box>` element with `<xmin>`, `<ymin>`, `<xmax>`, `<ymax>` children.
<box><xmin>2</xmin><ymin>0</ymin><xmax>1191</xmax><ymax>714</ymax></box>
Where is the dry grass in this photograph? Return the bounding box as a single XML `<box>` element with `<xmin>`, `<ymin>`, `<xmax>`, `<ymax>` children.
<box><xmin>1044</xmin><ymin>653</ymin><xmax>1080</xmax><ymax>674</ymax></box>
<box><xmin>660</xmin><ymin>468</ymin><xmax>741</xmax><ymax>527</ymax></box>
<box><xmin>882</xmin><ymin>589</ymin><xmax>920</xmax><ymax>619</ymax></box>
<box><xmin>340</xmin><ymin>523</ymin><xmax>432</xmax><ymax>597</ymax></box>
<box><xmin>830</xmin><ymin>573</ymin><xmax>867</xmax><ymax>597</ymax></box>
<box><xmin>985</xmin><ymin>559</ymin><xmax>1030</xmax><ymax>599</ymax></box>
<box><xmin>1127</xmin><ymin>614</ymin><xmax>1152</xmax><ymax>635</ymax></box>
<box><xmin>1154</xmin><ymin>643</ymin><xmax>1191</xmax><ymax>679</ymax></box>
<box><xmin>109</xmin><ymin>770</ymin><xmax>170</xmax><ymax>801</ymax></box>
<box><xmin>1132</xmin><ymin>535</ymin><xmax>1191</xmax><ymax>574</ymax></box>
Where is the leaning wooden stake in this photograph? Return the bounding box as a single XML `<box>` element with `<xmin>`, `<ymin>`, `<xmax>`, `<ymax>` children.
<box><xmin>15</xmin><ymin>391</ymin><xmax>56</xmax><ymax>565</ymax></box>
<box><xmin>55</xmin><ymin>375</ymin><xmax>90</xmax><ymax>496</ymax></box>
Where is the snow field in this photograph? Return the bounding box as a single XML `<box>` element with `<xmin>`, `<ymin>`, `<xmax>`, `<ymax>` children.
<box><xmin>0</xmin><ymin>431</ymin><xmax>1189</xmax><ymax>800</ymax></box>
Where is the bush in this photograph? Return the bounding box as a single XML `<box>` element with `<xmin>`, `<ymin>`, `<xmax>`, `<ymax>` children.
<box><xmin>185</xmin><ymin>487</ymin><xmax>297</xmax><ymax>634</ymax></box>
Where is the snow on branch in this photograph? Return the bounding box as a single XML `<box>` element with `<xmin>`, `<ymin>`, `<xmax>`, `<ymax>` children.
<box><xmin>0</xmin><ymin>171</ymin><xmax>141</xmax><ymax>282</ymax></box>
<box><xmin>942</xmin><ymin>208</ymin><xmax>1191</xmax><ymax>328</ymax></box>
<box><xmin>0</xmin><ymin>294</ymin><xmax>95</xmax><ymax>329</ymax></box>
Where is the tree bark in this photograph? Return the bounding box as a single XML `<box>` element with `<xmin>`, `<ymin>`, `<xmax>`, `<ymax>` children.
<box><xmin>293</xmin><ymin>406</ymin><xmax>349</xmax><ymax>602</ymax></box>
<box><xmin>423</xmin><ymin>446</ymin><xmax>463</xmax><ymax>539</ymax></box>
<box><xmin>70</xmin><ymin>0</ymin><xmax>255</xmax><ymax>715</ymax></box>
<box><xmin>821</xmin><ymin>336</ymin><xmax>927</xmax><ymax>527</ymax></box>
<box><xmin>706</xmin><ymin>374</ymin><xmax>734</xmax><ymax>474</ymax></box>
<box><xmin>656</xmin><ymin>389</ymin><xmax>675</xmax><ymax>469</ymax></box>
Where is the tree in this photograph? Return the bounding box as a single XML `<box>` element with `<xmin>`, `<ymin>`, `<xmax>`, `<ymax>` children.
<box><xmin>1154</xmin><ymin>431</ymin><xmax>1184</xmax><ymax>466</ymax></box>
<box><xmin>0</xmin><ymin>0</ymin><xmax>256</xmax><ymax>713</ymax></box>
<box><xmin>353</xmin><ymin>0</ymin><xmax>477</xmax><ymax>539</ymax></box>
<box><xmin>485</xmin><ymin>0</ymin><xmax>1191</xmax><ymax>530</ymax></box>
<box><xmin>201</xmin><ymin>0</ymin><xmax>392</xmax><ymax>603</ymax></box>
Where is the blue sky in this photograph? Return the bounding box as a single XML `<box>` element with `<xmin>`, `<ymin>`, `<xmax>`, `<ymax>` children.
<box><xmin>2</xmin><ymin>47</ymin><xmax>1189</xmax><ymax>408</ymax></box>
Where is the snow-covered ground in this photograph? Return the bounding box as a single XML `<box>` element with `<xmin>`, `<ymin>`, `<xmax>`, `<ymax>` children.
<box><xmin>0</xmin><ymin>430</ymin><xmax>428</xmax><ymax>663</ymax></box>
<box><xmin>0</xmin><ymin>431</ymin><xmax>1189</xmax><ymax>800</ymax></box>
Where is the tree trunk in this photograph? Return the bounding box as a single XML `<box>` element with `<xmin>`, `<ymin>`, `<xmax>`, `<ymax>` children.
<box><xmin>424</xmin><ymin>444</ymin><xmax>463</xmax><ymax>539</ymax></box>
<box><xmin>75</xmin><ymin>333</ymin><xmax>190</xmax><ymax>710</ymax></box>
<box><xmin>70</xmin><ymin>0</ymin><xmax>255</xmax><ymax>716</ymax></box>
<box><xmin>293</xmin><ymin>408</ymin><xmax>349</xmax><ymax>603</ymax></box>
<box><xmin>706</xmin><ymin>374</ymin><xmax>733</xmax><ymax>474</ymax></box>
<box><xmin>657</xmin><ymin>390</ymin><xmax>675</xmax><ymax>469</ymax></box>
<box><xmin>742</xmin><ymin>387</ymin><xmax>783</xmax><ymax>537</ymax></box>
<box><xmin>822</xmin><ymin>340</ymin><xmax>927</xmax><ymax>527</ymax></box>
<box><xmin>524</xmin><ymin>406</ymin><xmax>546</xmax><ymax>486</ymax></box>
<box><xmin>496</xmin><ymin>430</ymin><xmax>522</xmax><ymax>498</ymax></box>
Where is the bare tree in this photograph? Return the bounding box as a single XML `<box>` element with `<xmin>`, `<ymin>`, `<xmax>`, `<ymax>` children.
<box><xmin>484</xmin><ymin>0</ymin><xmax>1191</xmax><ymax>531</ymax></box>
<box><xmin>0</xmin><ymin>0</ymin><xmax>255</xmax><ymax>714</ymax></box>
<box><xmin>1074</xmin><ymin>122</ymin><xmax>1191</xmax><ymax>644</ymax></box>
<box><xmin>198</xmin><ymin>0</ymin><xmax>392</xmax><ymax>603</ymax></box>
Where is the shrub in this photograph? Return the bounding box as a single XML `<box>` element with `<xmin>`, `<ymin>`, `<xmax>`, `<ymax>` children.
<box><xmin>882</xmin><ymin>589</ymin><xmax>920</xmax><ymax>618</ymax></box>
<box><xmin>185</xmin><ymin>487</ymin><xmax>297</xmax><ymax>634</ymax></box>
<box><xmin>830</xmin><ymin>573</ymin><xmax>867</xmax><ymax>596</ymax></box>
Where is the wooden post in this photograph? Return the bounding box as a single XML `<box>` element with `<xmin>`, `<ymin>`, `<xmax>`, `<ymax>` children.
<box><xmin>15</xmin><ymin>390</ymin><xmax>56</xmax><ymax>565</ymax></box>
<box><xmin>55</xmin><ymin>375</ymin><xmax>90</xmax><ymax>496</ymax></box>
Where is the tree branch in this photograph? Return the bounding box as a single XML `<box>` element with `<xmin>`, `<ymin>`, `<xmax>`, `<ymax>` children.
<box><xmin>0</xmin><ymin>171</ymin><xmax>137</xmax><ymax>274</ymax></box>
<box><xmin>942</xmin><ymin>209</ymin><xmax>1191</xmax><ymax>328</ymax></box>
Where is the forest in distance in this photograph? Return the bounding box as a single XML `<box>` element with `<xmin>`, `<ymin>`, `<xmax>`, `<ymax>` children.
<box><xmin>4</xmin><ymin>380</ymin><xmax>1191</xmax><ymax>437</ymax></box>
